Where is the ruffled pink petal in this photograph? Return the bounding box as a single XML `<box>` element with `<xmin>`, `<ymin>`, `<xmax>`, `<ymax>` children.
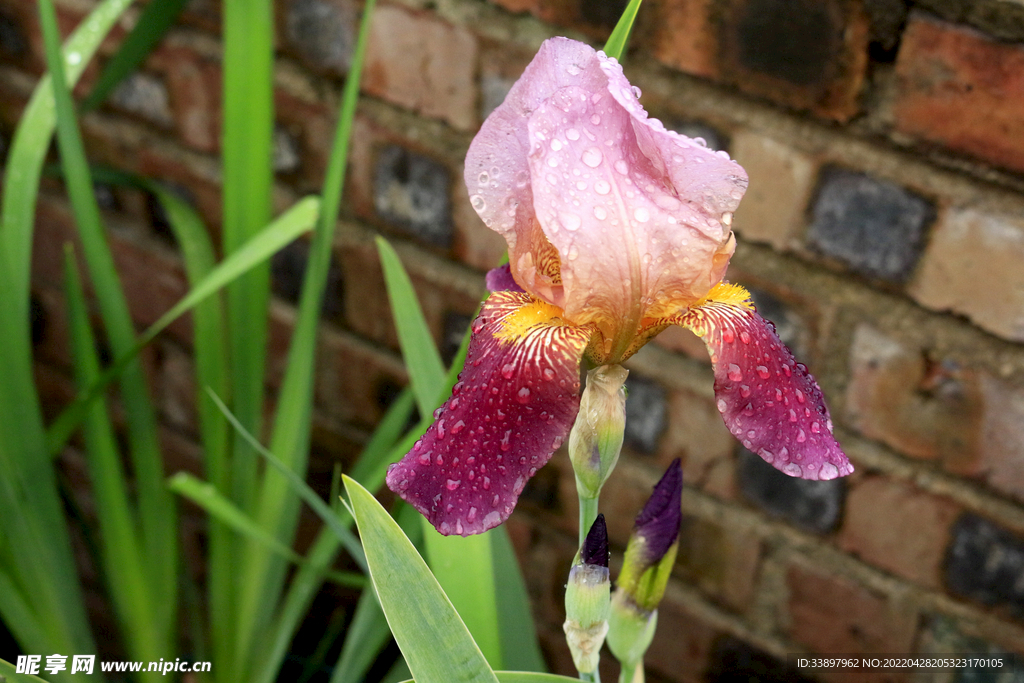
<box><xmin>465</xmin><ymin>37</ymin><xmax>747</xmax><ymax>354</ymax></box>
<box><xmin>385</xmin><ymin>291</ymin><xmax>592</xmax><ymax>535</ymax></box>
<box><xmin>674</xmin><ymin>287</ymin><xmax>853</xmax><ymax>481</ymax></box>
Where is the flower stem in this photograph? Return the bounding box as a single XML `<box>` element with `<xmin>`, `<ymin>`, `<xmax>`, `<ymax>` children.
<box><xmin>618</xmin><ymin>660</ymin><xmax>644</xmax><ymax>683</ymax></box>
<box><xmin>578</xmin><ymin>491</ymin><xmax>600</xmax><ymax>551</ymax></box>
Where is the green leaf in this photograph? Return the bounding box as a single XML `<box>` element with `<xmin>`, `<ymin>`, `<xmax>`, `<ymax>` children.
<box><xmin>45</xmin><ymin>197</ymin><xmax>320</xmax><ymax>454</ymax></box>
<box><xmin>329</xmin><ymin>587</ymin><xmax>391</xmax><ymax>683</ymax></box>
<box><xmin>376</xmin><ymin>236</ymin><xmax>447</xmax><ymax>418</ymax></box>
<box><xmin>167</xmin><ymin>473</ymin><xmax>363</xmax><ymax>588</ymax></box>
<box><xmin>423</xmin><ymin>525</ymin><xmax>503</xmax><ymax>669</ymax></box>
<box><xmin>603</xmin><ymin>0</ymin><xmax>643</xmax><ymax>62</ymax></box>
<box><xmin>343</xmin><ymin>476</ymin><xmax>499</xmax><ymax>683</ymax></box>
<box><xmin>492</xmin><ymin>528</ymin><xmax>546</xmax><ymax>672</ymax></box>
<box><xmin>0</xmin><ymin>658</ymin><xmax>52</xmax><ymax>682</ymax></box>
<box><xmin>81</xmin><ymin>0</ymin><xmax>191</xmax><ymax>112</ymax></box>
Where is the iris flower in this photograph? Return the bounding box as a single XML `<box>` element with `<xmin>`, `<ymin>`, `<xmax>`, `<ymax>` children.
<box><xmin>386</xmin><ymin>37</ymin><xmax>852</xmax><ymax>536</ymax></box>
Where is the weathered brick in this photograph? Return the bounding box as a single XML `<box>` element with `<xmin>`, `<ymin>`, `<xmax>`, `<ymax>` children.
<box><xmin>975</xmin><ymin>374</ymin><xmax>1024</xmax><ymax>504</ymax></box>
<box><xmin>716</xmin><ymin>0</ymin><xmax>870</xmax><ymax>121</ymax></box>
<box><xmin>747</xmin><ymin>285</ymin><xmax>809</xmax><ymax>359</ymax></box>
<box><xmin>909</xmin><ymin>207</ymin><xmax>1024</xmax><ymax>343</ymax></box>
<box><xmin>787</xmin><ymin>564</ymin><xmax>917</xmax><ymax>654</ymax></box>
<box><xmin>737</xmin><ymin>449</ymin><xmax>845</xmax><ymax>534</ymax></box>
<box><xmin>730</xmin><ymin>131</ymin><xmax>816</xmax><ymax>251</ymax></box>
<box><xmin>644</xmin><ymin>597</ymin><xmax>721</xmax><ymax>682</ymax></box>
<box><xmin>647</xmin><ymin>0</ymin><xmax>717</xmax><ymax>79</ymax></box>
<box><xmin>807</xmin><ymin>167</ymin><xmax>934</xmax><ymax>282</ymax></box>
<box><xmin>845</xmin><ymin>324</ymin><xmax>984</xmax><ymax>465</ymax></box>
<box><xmin>363</xmin><ymin>4</ymin><xmax>477</xmax><ymax>131</ymax></box>
<box><xmin>270</xmin><ymin>238</ymin><xmax>344</xmax><ymax>321</ymax></box>
<box><xmin>623</xmin><ymin>373</ymin><xmax>668</xmax><ymax>454</ymax></box>
<box><xmin>892</xmin><ymin>13</ymin><xmax>1024</xmax><ymax>174</ymax></box>
<box><xmin>838</xmin><ymin>476</ymin><xmax>961</xmax><ymax>589</ymax></box>
<box><xmin>283</xmin><ymin>0</ymin><xmax>357</xmax><ymax>76</ymax></box>
<box><xmin>148</xmin><ymin>42</ymin><xmax>222</xmax><ymax>154</ymax></box>
<box><xmin>662</xmin><ymin>387</ymin><xmax>736</xmax><ymax>499</ymax></box>
<box><xmin>676</xmin><ymin>515</ymin><xmax>761</xmax><ymax>612</ymax></box>
<box><xmin>946</xmin><ymin>514</ymin><xmax>1024</xmax><ymax>619</ymax></box>
<box><xmin>0</xmin><ymin>7</ymin><xmax>31</xmax><ymax>64</ymax></box>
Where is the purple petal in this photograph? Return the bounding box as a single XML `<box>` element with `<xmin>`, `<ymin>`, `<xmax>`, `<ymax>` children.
<box><xmin>634</xmin><ymin>459</ymin><xmax>682</xmax><ymax>565</ymax></box>
<box><xmin>674</xmin><ymin>286</ymin><xmax>853</xmax><ymax>481</ymax></box>
<box><xmin>385</xmin><ymin>291</ymin><xmax>592</xmax><ymax>535</ymax></box>
<box><xmin>485</xmin><ymin>264</ymin><xmax>525</xmax><ymax>293</ymax></box>
<box><xmin>581</xmin><ymin>514</ymin><xmax>609</xmax><ymax>568</ymax></box>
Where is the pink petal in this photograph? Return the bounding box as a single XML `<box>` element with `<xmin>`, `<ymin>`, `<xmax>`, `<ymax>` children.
<box><xmin>674</xmin><ymin>292</ymin><xmax>853</xmax><ymax>481</ymax></box>
<box><xmin>465</xmin><ymin>37</ymin><xmax>747</xmax><ymax>351</ymax></box>
<box><xmin>385</xmin><ymin>291</ymin><xmax>592</xmax><ymax>535</ymax></box>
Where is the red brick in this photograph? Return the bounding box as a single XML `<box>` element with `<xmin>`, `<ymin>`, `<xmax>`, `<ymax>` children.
<box><xmin>892</xmin><ymin>13</ymin><xmax>1024</xmax><ymax>174</ymax></box>
<box><xmin>148</xmin><ymin>41</ymin><xmax>222</xmax><ymax>154</ymax></box>
<box><xmin>488</xmin><ymin>0</ymin><xmax>578</xmax><ymax>27</ymax></box>
<box><xmin>363</xmin><ymin>4</ymin><xmax>478</xmax><ymax>131</ymax></box>
<box><xmin>787</xmin><ymin>564</ymin><xmax>917</xmax><ymax>654</ymax></box>
<box><xmin>730</xmin><ymin>131</ymin><xmax>817</xmax><ymax>251</ymax></box>
<box><xmin>845</xmin><ymin>324</ymin><xmax>984</xmax><ymax>465</ymax></box>
<box><xmin>909</xmin><ymin>207</ymin><xmax>1024</xmax><ymax>343</ymax></box>
<box><xmin>648</xmin><ymin>0</ymin><xmax>718</xmax><ymax>79</ymax></box>
<box><xmin>644</xmin><ymin>596</ymin><xmax>721</xmax><ymax>683</ymax></box>
<box><xmin>662</xmin><ymin>388</ymin><xmax>737</xmax><ymax>500</ymax></box>
<box><xmin>676</xmin><ymin>515</ymin><xmax>761</xmax><ymax>612</ymax></box>
<box><xmin>838</xmin><ymin>476</ymin><xmax>961</xmax><ymax>589</ymax></box>
<box><xmin>975</xmin><ymin>374</ymin><xmax>1024</xmax><ymax>504</ymax></box>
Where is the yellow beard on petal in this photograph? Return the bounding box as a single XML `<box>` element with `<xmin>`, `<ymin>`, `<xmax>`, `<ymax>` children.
<box><xmin>495</xmin><ymin>299</ymin><xmax>567</xmax><ymax>345</ymax></box>
<box><xmin>693</xmin><ymin>281</ymin><xmax>753</xmax><ymax>311</ymax></box>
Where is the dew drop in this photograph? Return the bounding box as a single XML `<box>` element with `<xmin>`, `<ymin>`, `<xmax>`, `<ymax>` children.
<box><xmin>501</xmin><ymin>363</ymin><xmax>515</xmax><ymax>379</ymax></box>
<box><xmin>67</xmin><ymin>52</ymin><xmax>81</xmax><ymax>65</ymax></box>
<box><xmin>446</xmin><ymin>479</ymin><xmax>461</xmax><ymax>491</ymax></box>
<box><xmin>582</xmin><ymin>147</ymin><xmax>603</xmax><ymax>168</ymax></box>
<box><xmin>568</xmin><ymin>246</ymin><xmax>579</xmax><ymax>260</ymax></box>
<box><xmin>482</xmin><ymin>477</ymin><xmax>491</xmax><ymax>490</ymax></box>
<box><xmin>634</xmin><ymin>207</ymin><xmax>650</xmax><ymax>222</ymax></box>
<box><xmin>593</xmin><ymin>205</ymin><xmax>607</xmax><ymax>220</ymax></box>
<box><xmin>478</xmin><ymin>171</ymin><xmax>490</xmax><ymax>185</ymax></box>
<box><xmin>820</xmin><ymin>462</ymin><xmax>840</xmax><ymax>480</ymax></box>
<box><xmin>796</xmin><ymin>429</ymin><xmax>807</xmax><ymax>443</ymax></box>
<box><xmin>437</xmin><ymin>420</ymin><xmax>446</xmax><ymax>439</ymax></box>
<box><xmin>722</xmin><ymin>212</ymin><xmax>733</xmax><ymax>226</ymax></box>
<box><xmin>566</xmin><ymin>63</ymin><xmax>581</xmax><ymax>76</ymax></box>
<box><xmin>470</xmin><ymin>195</ymin><xmax>486</xmax><ymax>212</ymax></box>
<box><xmin>788</xmin><ymin>409</ymin><xmax>798</xmax><ymax>423</ymax></box>
<box><xmin>560</xmin><ymin>212</ymin><xmax>582</xmax><ymax>231</ymax></box>
<box><xmin>739</xmin><ymin>331</ymin><xmax>751</xmax><ymax>344</ymax></box>
<box><xmin>551</xmin><ymin>139</ymin><xmax>563</xmax><ymax>151</ymax></box>
<box><xmin>727</xmin><ymin>364</ymin><xmax>743</xmax><ymax>382</ymax></box>
<box><xmin>594</xmin><ymin>180</ymin><xmax>611</xmax><ymax>195</ymax></box>
<box><xmin>740</xmin><ymin>385</ymin><xmax>751</xmax><ymax>398</ymax></box>
<box><xmin>756</xmin><ymin>365</ymin><xmax>770</xmax><ymax>379</ymax></box>
<box><xmin>590</xmin><ymin>114</ymin><xmax>601</xmax><ymax>125</ymax></box>
<box><xmin>614</xmin><ymin>159</ymin><xmax>629</xmax><ymax>175</ymax></box>
<box><xmin>418</xmin><ymin>451</ymin><xmax>432</xmax><ymax>465</ymax></box>
<box><xmin>783</xmin><ymin>463</ymin><xmax>803</xmax><ymax>477</ymax></box>
<box><xmin>722</xmin><ymin>329</ymin><xmax>735</xmax><ymax>343</ymax></box>
<box><xmin>451</xmin><ymin>420</ymin><xmax>466</xmax><ymax>435</ymax></box>
<box><xmin>795</xmin><ymin>389</ymin><xmax>805</xmax><ymax>404</ymax></box>
<box><xmin>810</xmin><ymin>421</ymin><xmax>821</xmax><ymax>434</ymax></box>
<box><xmin>566</xmin><ymin>128</ymin><xmax>580</xmax><ymax>141</ymax></box>
<box><xmin>717</xmin><ymin>399</ymin><xmax>727</xmax><ymax>413</ymax></box>
<box><xmin>517</xmin><ymin>387</ymin><xmax>531</xmax><ymax>403</ymax></box>
<box><xmin>547</xmin><ymin>156</ymin><xmax>559</xmax><ymax>168</ymax></box>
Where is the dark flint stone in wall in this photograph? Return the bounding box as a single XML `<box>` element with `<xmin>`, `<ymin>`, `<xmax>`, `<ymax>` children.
<box><xmin>0</xmin><ymin>11</ymin><xmax>27</xmax><ymax>60</ymax></box>
<box><xmin>580</xmin><ymin>0</ymin><xmax>629</xmax><ymax>29</ymax></box>
<box><xmin>669</xmin><ymin>120</ymin><xmax>730</xmax><ymax>154</ymax></box>
<box><xmin>30</xmin><ymin>293</ymin><xmax>46</xmax><ymax>348</ymax></box>
<box><xmin>623</xmin><ymin>375</ymin><xmax>667</xmax><ymax>454</ymax></box>
<box><xmin>737</xmin><ymin>448</ymin><xmax>845</xmax><ymax>534</ymax></box>
<box><xmin>285</xmin><ymin>0</ymin><xmax>356</xmax><ymax>74</ymax></box>
<box><xmin>733</xmin><ymin>0</ymin><xmax>839</xmax><ymax>87</ymax></box>
<box><xmin>441</xmin><ymin>312</ymin><xmax>473</xmax><ymax>366</ymax></box>
<box><xmin>373</xmin><ymin>145</ymin><xmax>453</xmax><ymax>249</ymax></box>
<box><xmin>747</xmin><ymin>287</ymin><xmax>807</xmax><ymax>359</ymax></box>
<box><xmin>271</xmin><ymin>239</ymin><xmax>344</xmax><ymax>318</ymax></box>
<box><xmin>706</xmin><ymin>635</ymin><xmax>816</xmax><ymax>683</ymax></box>
<box><xmin>946</xmin><ymin>513</ymin><xmax>1024</xmax><ymax>618</ymax></box>
<box><xmin>807</xmin><ymin>166</ymin><xmax>934</xmax><ymax>282</ymax></box>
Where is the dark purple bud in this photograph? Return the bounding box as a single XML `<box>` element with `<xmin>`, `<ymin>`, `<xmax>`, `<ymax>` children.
<box><xmin>581</xmin><ymin>514</ymin><xmax>608</xmax><ymax>568</ymax></box>
<box><xmin>634</xmin><ymin>458</ymin><xmax>682</xmax><ymax>563</ymax></box>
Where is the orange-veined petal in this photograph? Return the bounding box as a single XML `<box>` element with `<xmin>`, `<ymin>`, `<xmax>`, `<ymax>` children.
<box><xmin>672</xmin><ymin>283</ymin><xmax>853</xmax><ymax>481</ymax></box>
<box><xmin>386</xmin><ymin>291</ymin><xmax>593</xmax><ymax>535</ymax></box>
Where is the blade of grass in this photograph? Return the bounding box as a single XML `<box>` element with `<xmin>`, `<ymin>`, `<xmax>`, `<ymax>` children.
<box><xmin>375</xmin><ymin>237</ymin><xmax>446</xmax><ymax>418</ymax></box>
<box><xmin>39</xmin><ymin>1</ymin><xmax>176</xmax><ymax>662</ymax></box>
<box><xmin>603</xmin><ymin>0</ymin><xmax>643</xmax><ymax>61</ymax></box>
<box><xmin>491</xmin><ymin>528</ymin><xmax>546</xmax><ymax>672</ymax></box>
<box><xmin>397</xmin><ymin>675</ymin><xmax>578</xmax><ymax>683</ymax></box>
<box><xmin>0</xmin><ymin>658</ymin><xmax>52</xmax><ymax>683</ymax></box>
<box><xmin>46</xmin><ymin>196</ymin><xmax>320</xmax><ymax>454</ymax></box>
<box><xmin>63</xmin><ymin>247</ymin><xmax>160</xmax><ymax>672</ymax></box>
<box><xmin>0</xmin><ymin>0</ymin><xmax>133</xmax><ymax>313</ymax></box>
<box><xmin>329</xmin><ymin>586</ymin><xmax>391</xmax><ymax>683</ymax></box>
<box><xmin>343</xmin><ymin>475</ymin><xmax>500</xmax><ymax>683</ymax></box>
<box><xmin>81</xmin><ymin>0</ymin><xmax>191</xmax><ymax>112</ymax></box>
<box><xmin>167</xmin><ymin>473</ymin><xmax>363</xmax><ymax>588</ymax></box>
<box><xmin>239</xmin><ymin>0</ymin><xmax>378</xmax><ymax>676</ymax></box>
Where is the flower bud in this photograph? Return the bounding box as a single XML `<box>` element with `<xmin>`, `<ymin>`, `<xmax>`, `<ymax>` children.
<box><xmin>564</xmin><ymin>515</ymin><xmax>611</xmax><ymax>674</ymax></box>
<box><xmin>607</xmin><ymin>460</ymin><xmax>682</xmax><ymax>671</ymax></box>
<box><xmin>569</xmin><ymin>365</ymin><xmax>628</xmax><ymax>499</ymax></box>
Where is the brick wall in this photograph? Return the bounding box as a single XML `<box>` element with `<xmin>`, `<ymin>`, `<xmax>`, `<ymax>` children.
<box><xmin>4</xmin><ymin>0</ymin><xmax>1024</xmax><ymax>679</ymax></box>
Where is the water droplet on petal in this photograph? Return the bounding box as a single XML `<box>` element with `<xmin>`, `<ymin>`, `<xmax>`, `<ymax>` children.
<box><xmin>590</xmin><ymin>114</ymin><xmax>601</xmax><ymax>125</ymax></box>
<box><xmin>756</xmin><ymin>365</ymin><xmax>770</xmax><ymax>379</ymax></box>
<box><xmin>796</xmin><ymin>429</ymin><xmax>807</xmax><ymax>443</ymax></box>
<box><xmin>582</xmin><ymin>147</ymin><xmax>603</xmax><ymax>168</ymax></box>
<box><xmin>810</xmin><ymin>421</ymin><xmax>821</xmax><ymax>434</ymax></box>
<box><xmin>722</xmin><ymin>212</ymin><xmax>733</xmax><ymax>226</ymax></box>
<box><xmin>634</xmin><ymin>207</ymin><xmax>650</xmax><ymax>222</ymax></box>
<box><xmin>614</xmin><ymin>159</ymin><xmax>629</xmax><ymax>175</ymax></box>
<box><xmin>566</xmin><ymin>63</ymin><xmax>581</xmax><ymax>76</ymax></box>
<box><xmin>631</xmin><ymin>85</ymin><xmax>642</xmax><ymax>99</ymax></box>
<box><xmin>566</xmin><ymin>128</ymin><xmax>580</xmax><ymax>141</ymax></box>
<box><xmin>501</xmin><ymin>363</ymin><xmax>515</xmax><ymax>379</ymax></box>
<box><xmin>436</xmin><ymin>420</ymin><xmax>446</xmax><ymax>439</ymax></box>
<box><xmin>478</xmin><ymin>171</ymin><xmax>489</xmax><ymax>185</ymax></box>
<box><xmin>722</xmin><ymin>329</ymin><xmax>735</xmax><ymax>344</ymax></box>
<box><xmin>451</xmin><ymin>420</ymin><xmax>465</xmax><ymax>435</ymax></box>
<box><xmin>68</xmin><ymin>52</ymin><xmax>81</xmax><ymax>65</ymax></box>
<box><xmin>418</xmin><ymin>451</ymin><xmax>432</xmax><ymax>465</ymax></box>
<box><xmin>820</xmin><ymin>462</ymin><xmax>839</xmax><ymax>480</ymax></box>
<box><xmin>739</xmin><ymin>331</ymin><xmax>751</xmax><ymax>344</ymax></box>
<box><xmin>560</xmin><ymin>212</ymin><xmax>582</xmax><ymax>231</ymax></box>
<box><xmin>446</xmin><ymin>479</ymin><xmax>461</xmax><ymax>491</ymax></box>
<box><xmin>517</xmin><ymin>387</ymin><xmax>531</xmax><ymax>403</ymax></box>
<box><xmin>593</xmin><ymin>206</ymin><xmax>607</xmax><ymax>220</ymax></box>
<box><xmin>727</xmin><ymin>364</ymin><xmax>743</xmax><ymax>382</ymax></box>
<box><xmin>551</xmin><ymin>139</ymin><xmax>563</xmax><ymax>151</ymax></box>
<box><xmin>594</xmin><ymin>180</ymin><xmax>611</xmax><ymax>195</ymax></box>
<box><xmin>717</xmin><ymin>399</ymin><xmax>727</xmax><ymax>413</ymax></box>
<box><xmin>783</xmin><ymin>463</ymin><xmax>802</xmax><ymax>477</ymax></box>
<box><xmin>470</xmin><ymin>195</ymin><xmax>486</xmax><ymax>212</ymax></box>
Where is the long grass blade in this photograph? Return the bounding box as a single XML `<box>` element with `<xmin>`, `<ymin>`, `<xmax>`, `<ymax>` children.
<box><xmin>375</xmin><ymin>237</ymin><xmax>446</xmax><ymax>418</ymax></box>
<box><xmin>344</xmin><ymin>476</ymin><xmax>499</xmax><ymax>683</ymax></box>
<box><xmin>46</xmin><ymin>197</ymin><xmax>320</xmax><ymax>453</ymax></box>
<box><xmin>492</xmin><ymin>528</ymin><xmax>546</xmax><ymax>672</ymax></box>
<box><xmin>603</xmin><ymin>0</ymin><xmax>643</xmax><ymax>61</ymax></box>
<box><xmin>81</xmin><ymin>0</ymin><xmax>191</xmax><ymax>112</ymax></box>
<box><xmin>329</xmin><ymin>586</ymin><xmax>392</xmax><ymax>683</ymax></box>
<box><xmin>39</xmin><ymin>0</ymin><xmax>176</xmax><ymax>659</ymax></box>
<box><xmin>0</xmin><ymin>658</ymin><xmax>51</xmax><ymax>683</ymax></box>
